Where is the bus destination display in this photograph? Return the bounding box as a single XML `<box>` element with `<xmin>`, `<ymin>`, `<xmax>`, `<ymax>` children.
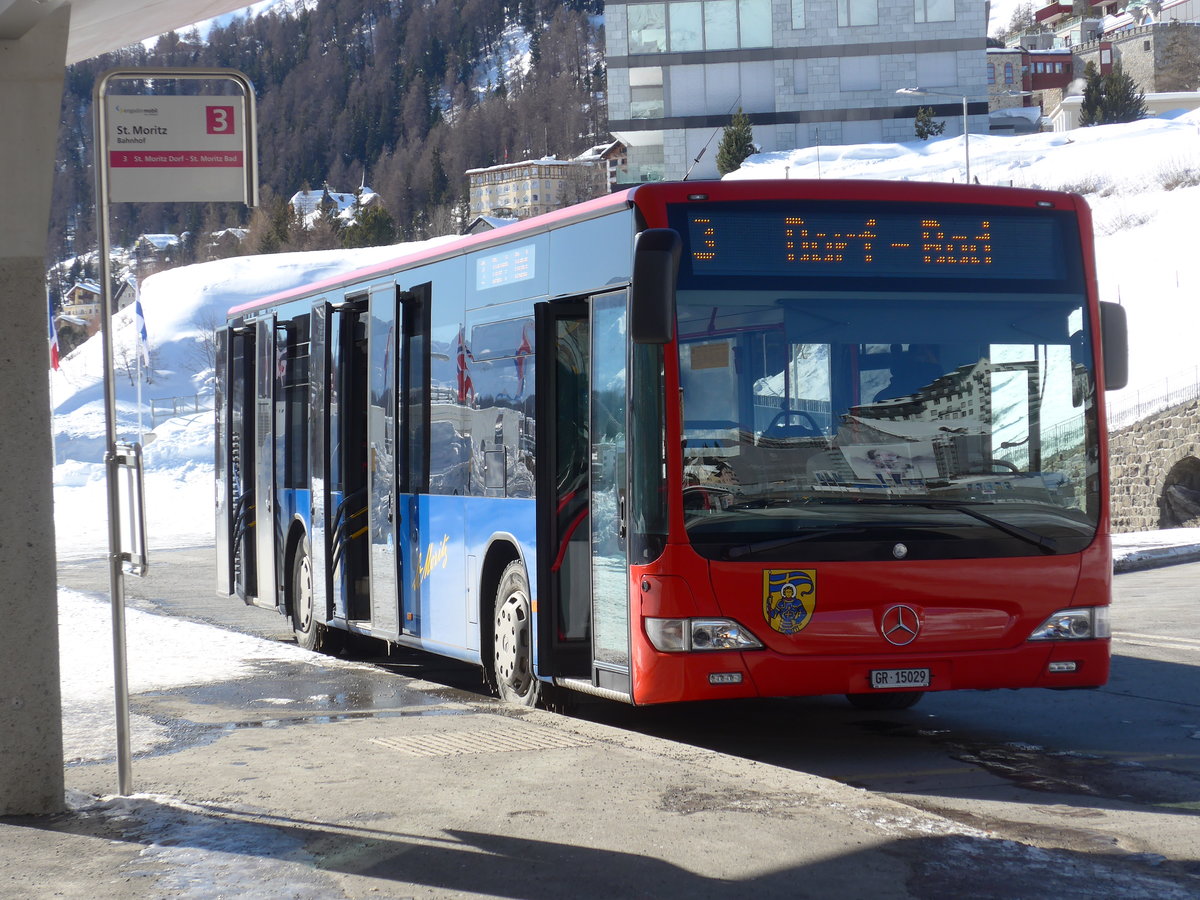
<box><xmin>476</xmin><ymin>243</ymin><xmax>535</xmax><ymax>290</ymax></box>
<box><xmin>683</xmin><ymin>205</ymin><xmax>1065</xmax><ymax>281</ymax></box>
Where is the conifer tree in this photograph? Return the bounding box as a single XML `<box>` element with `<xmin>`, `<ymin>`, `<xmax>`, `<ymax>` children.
<box><xmin>914</xmin><ymin>107</ymin><xmax>946</xmax><ymax>140</ymax></box>
<box><xmin>1100</xmin><ymin>63</ymin><xmax>1148</xmax><ymax>124</ymax></box>
<box><xmin>1079</xmin><ymin>61</ymin><xmax>1103</xmax><ymax>127</ymax></box>
<box><xmin>341</xmin><ymin>204</ymin><xmax>397</xmax><ymax>248</ymax></box>
<box><xmin>1080</xmin><ymin>61</ymin><xmax>1147</xmax><ymax>126</ymax></box>
<box><xmin>716</xmin><ymin>108</ymin><xmax>755</xmax><ymax>176</ymax></box>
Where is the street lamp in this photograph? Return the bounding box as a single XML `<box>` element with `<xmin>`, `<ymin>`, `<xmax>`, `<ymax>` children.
<box><xmin>897</xmin><ymin>87</ymin><xmax>971</xmax><ymax>183</ymax></box>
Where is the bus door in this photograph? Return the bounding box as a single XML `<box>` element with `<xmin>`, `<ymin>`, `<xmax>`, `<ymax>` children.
<box><xmin>367</xmin><ymin>283</ymin><xmax>401</xmax><ymax>639</ymax></box>
<box><xmin>394</xmin><ymin>284</ymin><xmax>430</xmax><ymax>637</ymax></box>
<box><xmin>216</xmin><ymin>323</ymin><xmax>257</xmax><ymax>601</ymax></box>
<box><xmin>535</xmin><ymin>290</ymin><xmax>632</xmax><ymax>700</ymax></box>
<box><xmin>360</xmin><ymin>282</ymin><xmax>428</xmax><ymax>641</ymax></box>
<box><xmin>327</xmin><ymin>295</ymin><xmax>371</xmax><ymax>624</ymax></box>
<box><xmin>250</xmin><ymin>314</ymin><xmax>278</xmax><ymax>610</ymax></box>
<box><xmin>308</xmin><ymin>300</ymin><xmax>330</xmax><ymax>629</ymax></box>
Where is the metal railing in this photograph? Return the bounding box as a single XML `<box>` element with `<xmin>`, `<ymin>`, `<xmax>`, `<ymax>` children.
<box><xmin>150</xmin><ymin>394</ymin><xmax>212</xmax><ymax>428</ymax></box>
<box><xmin>1107</xmin><ymin>368</ymin><xmax>1200</xmax><ymax>433</ymax></box>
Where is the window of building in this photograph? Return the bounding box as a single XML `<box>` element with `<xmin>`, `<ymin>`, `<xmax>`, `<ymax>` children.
<box><xmin>670</xmin><ymin>1</ymin><xmax>704</xmax><ymax>51</ymax></box>
<box><xmin>840</xmin><ymin>55</ymin><xmax>881</xmax><ymax>91</ymax></box>
<box><xmin>628</xmin><ymin>4</ymin><xmax>667</xmax><ymax>54</ymax></box>
<box><xmin>838</xmin><ymin>0</ymin><xmax>878</xmax><ymax>27</ymax></box>
<box><xmin>705</xmin><ymin>0</ymin><xmax>738</xmax><ymax>50</ymax></box>
<box><xmin>914</xmin><ymin>0</ymin><xmax>954</xmax><ymax>23</ymax></box>
<box><xmin>630</xmin><ymin>67</ymin><xmax>665</xmax><ymax>119</ymax></box>
<box><xmin>792</xmin><ymin>0</ymin><xmax>805</xmax><ymax>29</ymax></box>
<box><xmin>987</xmin><ymin>63</ymin><xmax>995</xmax><ymax>84</ymax></box>
<box><xmin>627</xmin><ymin>138</ymin><xmax>666</xmax><ymax>182</ymax></box>
<box><xmin>1004</xmin><ymin>62</ymin><xmax>1014</xmax><ymax>84</ymax></box>
<box><xmin>738</xmin><ymin>0</ymin><xmax>772</xmax><ymax>47</ymax></box>
<box><xmin>1143</xmin><ymin>40</ymin><xmax>1151</xmax><ymax>51</ymax></box>
<box><xmin>916</xmin><ymin>51</ymin><xmax>956</xmax><ymax>88</ymax></box>
<box><xmin>637</xmin><ymin>0</ymin><xmax>775</xmax><ymax>54</ymax></box>
<box><xmin>794</xmin><ymin>58</ymin><xmax>808</xmax><ymax>93</ymax></box>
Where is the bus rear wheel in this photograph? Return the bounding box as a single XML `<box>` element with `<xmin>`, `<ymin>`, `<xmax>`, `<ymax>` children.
<box><xmin>493</xmin><ymin>561</ymin><xmax>540</xmax><ymax>706</ymax></box>
<box><xmin>290</xmin><ymin>542</ymin><xmax>342</xmax><ymax>654</ymax></box>
<box><xmin>845</xmin><ymin>691</ymin><xmax>924</xmax><ymax>710</ymax></box>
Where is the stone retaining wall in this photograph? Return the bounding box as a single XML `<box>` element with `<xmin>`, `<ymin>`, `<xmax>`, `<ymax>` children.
<box><xmin>1108</xmin><ymin>397</ymin><xmax>1200</xmax><ymax>532</ymax></box>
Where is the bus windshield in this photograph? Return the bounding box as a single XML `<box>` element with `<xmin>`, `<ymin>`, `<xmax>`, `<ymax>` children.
<box><xmin>676</xmin><ymin>288</ymin><xmax>1099</xmax><ymax>561</ymax></box>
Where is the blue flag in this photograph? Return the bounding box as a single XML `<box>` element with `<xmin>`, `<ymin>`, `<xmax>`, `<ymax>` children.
<box><xmin>135</xmin><ymin>299</ymin><xmax>149</xmax><ymax>367</ymax></box>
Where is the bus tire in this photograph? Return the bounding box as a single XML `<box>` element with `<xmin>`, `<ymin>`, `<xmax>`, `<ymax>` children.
<box><xmin>493</xmin><ymin>561</ymin><xmax>540</xmax><ymax>707</ymax></box>
<box><xmin>290</xmin><ymin>542</ymin><xmax>342</xmax><ymax>655</ymax></box>
<box><xmin>845</xmin><ymin>691</ymin><xmax>924</xmax><ymax>711</ymax></box>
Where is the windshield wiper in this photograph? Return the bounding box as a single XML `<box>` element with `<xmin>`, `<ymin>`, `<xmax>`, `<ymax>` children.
<box><xmin>825</xmin><ymin>497</ymin><xmax>1059</xmax><ymax>554</ymax></box>
<box><xmin>726</xmin><ymin>527</ymin><xmax>867</xmax><ymax>560</ymax></box>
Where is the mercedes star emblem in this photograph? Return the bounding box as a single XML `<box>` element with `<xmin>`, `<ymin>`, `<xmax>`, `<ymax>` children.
<box><xmin>881</xmin><ymin>604</ymin><xmax>921</xmax><ymax>646</ymax></box>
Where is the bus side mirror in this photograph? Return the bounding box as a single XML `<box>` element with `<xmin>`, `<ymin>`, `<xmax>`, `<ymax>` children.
<box><xmin>1099</xmin><ymin>301</ymin><xmax>1128</xmax><ymax>391</ymax></box>
<box><xmin>630</xmin><ymin>228</ymin><xmax>681</xmax><ymax>344</ymax></box>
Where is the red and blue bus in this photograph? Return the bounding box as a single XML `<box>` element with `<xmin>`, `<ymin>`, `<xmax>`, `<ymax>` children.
<box><xmin>215</xmin><ymin>178</ymin><xmax>1128</xmax><ymax>709</ymax></box>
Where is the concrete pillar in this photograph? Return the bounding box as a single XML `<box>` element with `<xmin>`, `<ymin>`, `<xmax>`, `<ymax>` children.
<box><xmin>0</xmin><ymin>4</ymin><xmax>70</xmax><ymax>815</ymax></box>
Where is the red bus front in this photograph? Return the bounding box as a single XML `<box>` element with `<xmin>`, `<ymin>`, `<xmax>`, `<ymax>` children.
<box><xmin>623</xmin><ymin>181</ymin><xmax>1114</xmax><ymax>707</ymax></box>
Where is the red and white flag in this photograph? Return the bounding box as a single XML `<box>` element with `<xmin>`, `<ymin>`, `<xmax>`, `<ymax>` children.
<box><xmin>48</xmin><ymin>295</ymin><xmax>59</xmax><ymax>370</ymax></box>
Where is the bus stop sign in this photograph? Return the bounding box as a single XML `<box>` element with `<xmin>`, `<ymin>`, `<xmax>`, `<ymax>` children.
<box><xmin>100</xmin><ymin>69</ymin><xmax>257</xmax><ymax>204</ymax></box>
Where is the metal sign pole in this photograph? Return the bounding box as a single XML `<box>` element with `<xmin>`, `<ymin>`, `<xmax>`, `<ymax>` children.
<box><xmin>92</xmin><ymin>67</ymin><xmax>257</xmax><ymax>796</ymax></box>
<box><xmin>93</xmin><ymin>72</ymin><xmax>134</xmax><ymax>796</ymax></box>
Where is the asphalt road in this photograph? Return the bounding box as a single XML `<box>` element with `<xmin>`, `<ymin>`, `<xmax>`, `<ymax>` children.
<box><xmin>57</xmin><ymin>548</ymin><xmax>1200</xmax><ymax>889</ymax></box>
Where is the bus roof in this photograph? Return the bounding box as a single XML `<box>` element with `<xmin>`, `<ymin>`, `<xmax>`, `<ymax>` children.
<box><xmin>227</xmin><ymin>187</ymin><xmax>638</xmax><ymax>318</ymax></box>
<box><xmin>227</xmin><ymin>179</ymin><xmax>1087</xmax><ymax>319</ymax></box>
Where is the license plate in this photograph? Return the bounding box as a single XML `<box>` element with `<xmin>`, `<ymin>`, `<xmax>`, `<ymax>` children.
<box><xmin>870</xmin><ymin>668</ymin><xmax>931</xmax><ymax>689</ymax></box>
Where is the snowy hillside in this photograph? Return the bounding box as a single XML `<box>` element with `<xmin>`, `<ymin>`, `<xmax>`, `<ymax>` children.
<box><xmin>51</xmin><ymin>238</ymin><xmax>455</xmax><ymax>557</ymax></box>
<box><xmin>51</xmin><ymin>112</ymin><xmax>1200</xmax><ymax>558</ymax></box>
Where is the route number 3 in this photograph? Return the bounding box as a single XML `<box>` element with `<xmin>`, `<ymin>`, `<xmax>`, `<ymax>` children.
<box><xmin>206</xmin><ymin>105</ymin><xmax>235</xmax><ymax>135</ymax></box>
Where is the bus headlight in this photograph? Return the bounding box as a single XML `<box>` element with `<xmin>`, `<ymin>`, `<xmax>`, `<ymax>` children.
<box><xmin>645</xmin><ymin>618</ymin><xmax>764</xmax><ymax>652</ymax></box>
<box><xmin>1028</xmin><ymin>607</ymin><xmax>1110</xmax><ymax>641</ymax></box>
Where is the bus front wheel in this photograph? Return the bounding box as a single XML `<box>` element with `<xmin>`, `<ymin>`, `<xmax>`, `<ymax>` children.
<box><xmin>493</xmin><ymin>561</ymin><xmax>540</xmax><ymax>707</ymax></box>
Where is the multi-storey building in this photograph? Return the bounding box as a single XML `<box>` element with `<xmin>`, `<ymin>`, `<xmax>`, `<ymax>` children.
<box><xmin>605</xmin><ymin>0</ymin><xmax>990</xmax><ymax>182</ymax></box>
<box><xmin>987</xmin><ymin>42</ymin><xmax>1073</xmax><ymax>132</ymax></box>
<box><xmin>466</xmin><ymin>157</ymin><xmax>607</xmax><ymax>220</ymax></box>
<box><xmin>1073</xmin><ymin>21</ymin><xmax>1200</xmax><ymax>93</ymax></box>
<box><xmin>62</xmin><ymin>281</ymin><xmax>102</xmax><ymax>321</ymax></box>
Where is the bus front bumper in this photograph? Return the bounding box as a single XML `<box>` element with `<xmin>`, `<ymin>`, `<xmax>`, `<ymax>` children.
<box><xmin>630</xmin><ymin>639</ymin><xmax>1110</xmax><ymax>705</ymax></box>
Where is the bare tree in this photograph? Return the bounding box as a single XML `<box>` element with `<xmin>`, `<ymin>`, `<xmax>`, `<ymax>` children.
<box><xmin>189</xmin><ymin>306</ymin><xmax>222</xmax><ymax>376</ymax></box>
<box><xmin>1157</xmin><ymin>23</ymin><xmax>1200</xmax><ymax>92</ymax></box>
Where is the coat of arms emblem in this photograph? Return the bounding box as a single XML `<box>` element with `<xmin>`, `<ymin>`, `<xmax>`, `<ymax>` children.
<box><xmin>763</xmin><ymin>569</ymin><xmax>816</xmax><ymax>635</ymax></box>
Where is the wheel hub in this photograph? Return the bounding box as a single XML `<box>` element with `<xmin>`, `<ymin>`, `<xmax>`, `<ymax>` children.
<box><xmin>295</xmin><ymin>554</ymin><xmax>313</xmax><ymax>633</ymax></box>
<box><xmin>495</xmin><ymin>591</ymin><xmax>532</xmax><ymax>691</ymax></box>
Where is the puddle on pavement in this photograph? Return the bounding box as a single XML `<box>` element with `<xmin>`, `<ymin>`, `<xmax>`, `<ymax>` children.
<box><xmin>141</xmin><ymin>659</ymin><xmax>467</xmax><ymax>712</ymax></box>
<box><xmin>107</xmin><ymin>658</ymin><xmax>485</xmax><ymax>761</ymax></box>
<box><xmin>218</xmin><ymin>706</ymin><xmax>466</xmax><ymax>729</ymax></box>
